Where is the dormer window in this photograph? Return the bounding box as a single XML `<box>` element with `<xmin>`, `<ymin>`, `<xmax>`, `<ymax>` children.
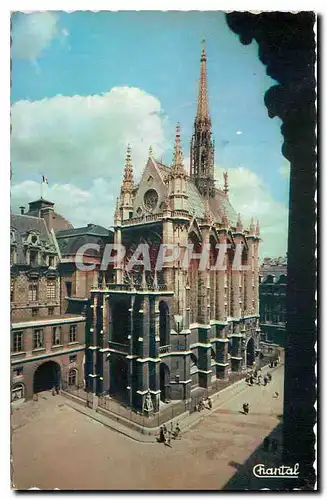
<box><xmin>30</xmin><ymin>250</ymin><xmax>38</xmax><ymax>266</ymax></box>
<box><xmin>27</xmin><ymin>232</ymin><xmax>40</xmax><ymax>246</ymax></box>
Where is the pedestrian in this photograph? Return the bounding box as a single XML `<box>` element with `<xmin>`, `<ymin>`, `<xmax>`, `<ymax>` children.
<box><xmin>170</xmin><ymin>421</ymin><xmax>174</xmax><ymax>433</ymax></box>
<box><xmin>163</xmin><ymin>424</ymin><xmax>167</xmax><ymax>435</ymax></box>
<box><xmin>159</xmin><ymin>426</ymin><xmax>165</xmax><ymax>443</ymax></box>
<box><xmin>166</xmin><ymin>430</ymin><xmax>172</xmax><ymax>447</ymax></box>
<box><xmin>245</xmin><ymin>403</ymin><xmax>250</xmax><ymax>414</ymax></box>
<box><xmin>263</xmin><ymin>436</ymin><xmax>270</xmax><ymax>451</ymax></box>
<box><xmin>250</xmin><ymin>376</ymin><xmax>254</xmax><ymax>386</ymax></box>
<box><xmin>207</xmin><ymin>397</ymin><xmax>212</xmax><ymax>410</ymax></box>
<box><xmin>257</xmin><ymin>375</ymin><xmax>262</xmax><ymax>385</ymax></box>
<box><xmin>242</xmin><ymin>403</ymin><xmax>249</xmax><ymax>415</ymax></box>
<box><xmin>263</xmin><ymin>376</ymin><xmax>268</xmax><ymax>386</ymax></box>
<box><xmin>175</xmin><ymin>422</ymin><xmax>181</xmax><ymax>438</ymax></box>
<box><xmin>271</xmin><ymin>439</ymin><xmax>278</xmax><ymax>452</ymax></box>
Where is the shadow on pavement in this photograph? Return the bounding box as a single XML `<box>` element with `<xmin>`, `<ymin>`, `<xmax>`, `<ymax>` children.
<box><xmin>222</xmin><ymin>422</ymin><xmax>301</xmax><ymax>491</ymax></box>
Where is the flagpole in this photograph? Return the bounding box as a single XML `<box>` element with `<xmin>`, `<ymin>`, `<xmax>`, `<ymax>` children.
<box><xmin>41</xmin><ymin>178</ymin><xmax>43</xmax><ymax>199</ymax></box>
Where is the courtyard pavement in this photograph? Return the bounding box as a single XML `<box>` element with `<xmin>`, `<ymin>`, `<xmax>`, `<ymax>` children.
<box><xmin>12</xmin><ymin>364</ymin><xmax>284</xmax><ymax>491</ymax></box>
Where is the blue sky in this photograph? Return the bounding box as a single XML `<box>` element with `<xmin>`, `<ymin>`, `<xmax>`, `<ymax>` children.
<box><xmin>11</xmin><ymin>11</ymin><xmax>290</xmax><ymax>257</ymax></box>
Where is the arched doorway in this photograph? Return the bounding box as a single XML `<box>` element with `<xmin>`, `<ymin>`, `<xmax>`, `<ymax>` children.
<box><xmin>246</xmin><ymin>337</ymin><xmax>255</xmax><ymax>367</ymax></box>
<box><xmin>33</xmin><ymin>361</ymin><xmax>61</xmax><ymax>393</ymax></box>
<box><xmin>159</xmin><ymin>301</ymin><xmax>170</xmax><ymax>346</ymax></box>
<box><xmin>160</xmin><ymin>363</ymin><xmax>170</xmax><ymax>403</ymax></box>
<box><xmin>109</xmin><ymin>356</ymin><xmax>128</xmax><ymax>403</ymax></box>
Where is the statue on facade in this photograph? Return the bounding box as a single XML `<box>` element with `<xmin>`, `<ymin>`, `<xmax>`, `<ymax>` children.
<box><xmin>143</xmin><ymin>390</ymin><xmax>154</xmax><ymax>414</ymax></box>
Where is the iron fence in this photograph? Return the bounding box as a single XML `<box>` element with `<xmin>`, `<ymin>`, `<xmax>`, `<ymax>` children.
<box><xmin>97</xmin><ymin>395</ymin><xmax>190</xmax><ymax>429</ymax></box>
<box><xmin>61</xmin><ymin>358</ymin><xmax>281</xmax><ymax>431</ymax></box>
<box><xmin>61</xmin><ymin>381</ymin><xmax>88</xmax><ymax>401</ymax></box>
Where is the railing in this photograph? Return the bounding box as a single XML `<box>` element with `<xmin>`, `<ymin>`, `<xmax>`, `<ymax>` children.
<box><xmin>108</xmin><ymin>341</ymin><xmax>129</xmax><ymax>353</ymax></box>
<box><xmin>170</xmin><ymin>210</ymin><xmax>190</xmax><ymax>219</ymax></box>
<box><xmin>97</xmin><ymin>395</ymin><xmax>190</xmax><ymax>429</ymax></box>
<box><xmin>158</xmin><ymin>344</ymin><xmax>171</xmax><ymax>354</ymax></box>
<box><xmin>61</xmin><ymin>382</ymin><xmax>88</xmax><ymax>401</ymax></box>
<box><xmin>121</xmin><ymin>213</ymin><xmax>164</xmax><ymax>226</ymax></box>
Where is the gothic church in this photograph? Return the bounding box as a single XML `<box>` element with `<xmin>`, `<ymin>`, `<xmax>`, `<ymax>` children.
<box><xmin>87</xmin><ymin>44</ymin><xmax>261</xmax><ymax>412</ymax></box>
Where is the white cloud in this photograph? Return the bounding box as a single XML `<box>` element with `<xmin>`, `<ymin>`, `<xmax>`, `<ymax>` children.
<box><xmin>279</xmin><ymin>163</ymin><xmax>291</xmax><ymax>179</ymax></box>
<box><xmin>236</xmin><ymin>130</ymin><xmax>242</xmax><ymax>135</ymax></box>
<box><xmin>11</xmin><ymin>179</ymin><xmax>116</xmax><ymax>229</ymax></box>
<box><xmin>11</xmin><ymin>12</ymin><xmax>59</xmax><ymax>60</ymax></box>
<box><xmin>11</xmin><ymin>87</ymin><xmax>168</xmax><ymax>184</ymax></box>
<box><xmin>11</xmin><ymin>86</ymin><xmax>169</xmax><ymax>226</ymax></box>
<box><xmin>215</xmin><ymin>166</ymin><xmax>289</xmax><ymax>259</ymax></box>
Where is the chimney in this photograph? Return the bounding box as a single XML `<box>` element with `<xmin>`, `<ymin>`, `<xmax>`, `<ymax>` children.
<box><xmin>40</xmin><ymin>206</ymin><xmax>54</xmax><ymax>231</ymax></box>
<box><xmin>19</xmin><ymin>206</ymin><xmax>25</xmax><ymax>215</ymax></box>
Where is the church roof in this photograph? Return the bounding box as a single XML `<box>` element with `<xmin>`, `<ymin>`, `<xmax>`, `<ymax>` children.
<box><xmin>154</xmin><ymin>159</ymin><xmax>237</xmax><ymax>225</ymax></box>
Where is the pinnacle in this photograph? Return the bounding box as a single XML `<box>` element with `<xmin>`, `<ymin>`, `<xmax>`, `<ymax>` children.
<box><xmin>121</xmin><ymin>143</ymin><xmax>134</xmax><ymax>193</ymax></box>
<box><xmin>171</xmin><ymin>123</ymin><xmax>186</xmax><ymax>177</ymax></box>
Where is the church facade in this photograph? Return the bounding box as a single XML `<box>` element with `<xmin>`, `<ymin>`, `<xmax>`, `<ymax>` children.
<box><xmin>86</xmin><ymin>45</ymin><xmax>261</xmax><ymax>412</ymax></box>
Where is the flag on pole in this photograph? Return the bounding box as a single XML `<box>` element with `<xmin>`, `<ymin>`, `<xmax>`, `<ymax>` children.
<box><xmin>42</xmin><ymin>175</ymin><xmax>48</xmax><ymax>184</ymax></box>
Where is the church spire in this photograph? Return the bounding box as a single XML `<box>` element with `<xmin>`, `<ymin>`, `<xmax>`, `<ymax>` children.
<box><xmin>190</xmin><ymin>41</ymin><xmax>215</xmax><ymax>198</ymax></box>
<box><xmin>196</xmin><ymin>39</ymin><xmax>210</xmax><ymax>123</ymax></box>
<box><xmin>121</xmin><ymin>144</ymin><xmax>134</xmax><ymax>195</ymax></box>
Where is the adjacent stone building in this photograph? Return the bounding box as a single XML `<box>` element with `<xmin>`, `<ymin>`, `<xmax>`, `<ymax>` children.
<box><xmin>259</xmin><ymin>256</ymin><xmax>287</xmax><ymax>347</ymax></box>
<box><xmin>10</xmin><ymin>196</ymin><xmax>116</xmax><ymax>403</ymax></box>
<box><xmin>10</xmin><ymin>206</ymin><xmax>85</xmax><ymax>402</ymax></box>
<box><xmin>86</xmin><ymin>44</ymin><xmax>262</xmax><ymax>413</ymax></box>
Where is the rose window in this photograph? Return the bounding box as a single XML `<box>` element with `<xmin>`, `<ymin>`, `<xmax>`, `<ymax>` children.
<box><xmin>143</xmin><ymin>189</ymin><xmax>158</xmax><ymax>212</ymax></box>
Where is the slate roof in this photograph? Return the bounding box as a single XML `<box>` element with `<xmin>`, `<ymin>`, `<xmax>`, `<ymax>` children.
<box><xmin>155</xmin><ymin>160</ymin><xmax>237</xmax><ymax>225</ymax></box>
<box><xmin>56</xmin><ymin>224</ymin><xmax>113</xmax><ymax>257</ymax></box>
<box><xmin>11</xmin><ymin>213</ymin><xmax>57</xmax><ymax>265</ymax></box>
<box><xmin>56</xmin><ymin>224</ymin><xmax>112</xmax><ymax>238</ymax></box>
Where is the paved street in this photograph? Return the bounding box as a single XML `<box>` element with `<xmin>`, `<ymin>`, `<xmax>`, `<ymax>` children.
<box><xmin>12</xmin><ymin>364</ymin><xmax>284</xmax><ymax>490</ymax></box>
